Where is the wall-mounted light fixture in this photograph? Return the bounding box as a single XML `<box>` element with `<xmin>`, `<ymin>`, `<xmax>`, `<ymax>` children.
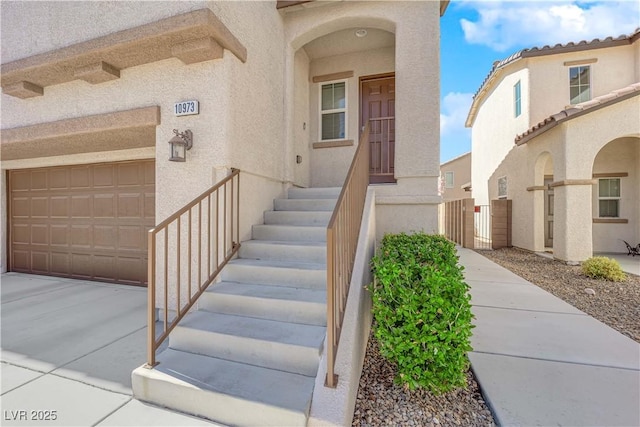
<box><xmin>168</xmin><ymin>129</ymin><xmax>193</xmax><ymax>162</ymax></box>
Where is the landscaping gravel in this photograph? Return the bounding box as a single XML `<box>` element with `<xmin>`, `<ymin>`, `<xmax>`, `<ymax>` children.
<box><xmin>477</xmin><ymin>247</ymin><xmax>640</xmax><ymax>343</ymax></box>
<box><xmin>352</xmin><ymin>331</ymin><xmax>495</xmax><ymax>427</ymax></box>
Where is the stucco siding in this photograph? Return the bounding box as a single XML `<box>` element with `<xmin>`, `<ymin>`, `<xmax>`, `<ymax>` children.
<box><xmin>440</xmin><ymin>152</ymin><xmax>471</xmax><ymax>201</ymax></box>
<box><xmin>472</xmin><ymin>66</ymin><xmax>529</xmax><ymax>205</ymax></box>
<box><xmin>293</xmin><ymin>49</ymin><xmax>312</xmax><ymax>187</ymax></box>
<box><xmin>528</xmin><ymin>44</ymin><xmax>638</xmax><ymax>127</ymax></box>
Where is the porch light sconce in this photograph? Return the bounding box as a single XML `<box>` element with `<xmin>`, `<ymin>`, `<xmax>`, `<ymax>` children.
<box><xmin>355</xmin><ymin>29</ymin><xmax>368</xmax><ymax>38</ymax></box>
<box><xmin>168</xmin><ymin>129</ymin><xmax>193</xmax><ymax>162</ymax></box>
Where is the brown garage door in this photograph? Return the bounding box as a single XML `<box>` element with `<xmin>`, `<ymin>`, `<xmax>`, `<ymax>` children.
<box><xmin>8</xmin><ymin>160</ymin><xmax>155</xmax><ymax>286</ymax></box>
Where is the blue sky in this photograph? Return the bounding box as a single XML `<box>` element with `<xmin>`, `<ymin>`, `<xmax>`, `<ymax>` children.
<box><xmin>440</xmin><ymin>0</ymin><xmax>640</xmax><ymax>163</ymax></box>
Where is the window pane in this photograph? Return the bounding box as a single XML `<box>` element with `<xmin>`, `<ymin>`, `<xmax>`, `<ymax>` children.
<box><xmin>599</xmin><ymin>200</ymin><xmax>619</xmax><ymax>217</ymax></box>
<box><xmin>599</xmin><ymin>179</ymin><xmax>610</xmax><ymax>197</ymax></box>
<box><xmin>321</xmin><ymin>112</ymin><xmax>345</xmax><ymax>140</ymax></box>
<box><xmin>333</xmin><ymin>82</ymin><xmax>345</xmax><ymax>109</ymax></box>
<box><xmin>579</xmin><ymin>66</ymin><xmax>590</xmax><ymax>85</ymax></box>
<box><xmin>321</xmin><ymin>85</ymin><xmax>333</xmax><ymax>111</ymax></box>
<box><xmin>569</xmin><ymin>67</ymin><xmax>580</xmax><ymax>84</ymax></box>
<box><xmin>570</xmin><ymin>86</ymin><xmax>581</xmax><ymax>105</ymax></box>
<box><xmin>445</xmin><ymin>172</ymin><xmax>454</xmax><ymax>188</ymax></box>
<box><xmin>610</xmin><ymin>178</ymin><xmax>620</xmax><ymax>197</ymax></box>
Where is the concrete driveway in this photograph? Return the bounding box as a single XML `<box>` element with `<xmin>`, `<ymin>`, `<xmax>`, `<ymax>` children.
<box><xmin>1</xmin><ymin>273</ymin><xmax>219</xmax><ymax>426</ymax></box>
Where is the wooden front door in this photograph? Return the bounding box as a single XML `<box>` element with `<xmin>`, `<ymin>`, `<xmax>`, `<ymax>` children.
<box><xmin>361</xmin><ymin>74</ymin><xmax>395</xmax><ymax>184</ymax></box>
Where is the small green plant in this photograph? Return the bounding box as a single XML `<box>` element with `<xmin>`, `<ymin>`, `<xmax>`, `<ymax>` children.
<box><xmin>370</xmin><ymin>233</ymin><xmax>473</xmax><ymax>394</ymax></box>
<box><xmin>581</xmin><ymin>256</ymin><xmax>626</xmax><ymax>282</ymax></box>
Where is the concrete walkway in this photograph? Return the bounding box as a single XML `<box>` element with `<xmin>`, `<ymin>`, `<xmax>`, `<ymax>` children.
<box><xmin>1</xmin><ymin>273</ymin><xmax>221</xmax><ymax>426</ymax></box>
<box><xmin>458</xmin><ymin>248</ymin><xmax>640</xmax><ymax>427</ymax></box>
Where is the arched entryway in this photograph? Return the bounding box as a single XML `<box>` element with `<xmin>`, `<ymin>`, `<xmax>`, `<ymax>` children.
<box><xmin>591</xmin><ymin>136</ymin><xmax>640</xmax><ymax>253</ymax></box>
<box><xmin>287</xmin><ymin>18</ymin><xmax>397</xmax><ymax>188</ymax></box>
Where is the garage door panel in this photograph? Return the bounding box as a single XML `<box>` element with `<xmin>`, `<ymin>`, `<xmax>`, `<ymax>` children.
<box><xmin>51</xmin><ymin>196</ymin><xmax>70</xmax><ymax>218</ymax></box>
<box><xmin>93</xmin><ymin>165</ymin><xmax>115</xmax><ymax>187</ymax></box>
<box><xmin>94</xmin><ymin>255</ymin><xmax>116</xmax><ymax>281</ymax></box>
<box><xmin>70</xmin><ymin>167</ymin><xmax>91</xmax><ymax>189</ymax></box>
<box><xmin>12</xmin><ymin>197</ymin><xmax>29</xmax><ymax>218</ymax></box>
<box><xmin>31</xmin><ymin>224</ymin><xmax>49</xmax><ymax>245</ymax></box>
<box><xmin>31</xmin><ymin>252</ymin><xmax>49</xmax><ymax>273</ymax></box>
<box><xmin>49</xmin><ymin>169</ymin><xmax>68</xmax><ymax>189</ymax></box>
<box><xmin>31</xmin><ymin>197</ymin><xmax>49</xmax><ymax>218</ymax></box>
<box><xmin>51</xmin><ymin>252</ymin><xmax>70</xmax><ymax>273</ymax></box>
<box><xmin>71</xmin><ymin>195</ymin><xmax>92</xmax><ymax>217</ymax></box>
<box><xmin>31</xmin><ymin>170</ymin><xmax>48</xmax><ymax>190</ymax></box>
<box><xmin>94</xmin><ymin>226</ymin><xmax>117</xmax><ymax>250</ymax></box>
<box><xmin>12</xmin><ymin>250</ymin><xmax>29</xmax><ymax>271</ymax></box>
<box><xmin>118</xmin><ymin>194</ymin><xmax>141</xmax><ymax>217</ymax></box>
<box><xmin>9</xmin><ymin>160</ymin><xmax>154</xmax><ymax>286</ymax></box>
<box><xmin>117</xmin><ymin>163</ymin><xmax>141</xmax><ymax>186</ymax></box>
<box><xmin>119</xmin><ymin>226</ymin><xmax>143</xmax><ymax>251</ymax></box>
<box><xmin>94</xmin><ymin>194</ymin><xmax>116</xmax><ymax>218</ymax></box>
<box><xmin>13</xmin><ymin>224</ymin><xmax>30</xmax><ymax>245</ymax></box>
<box><xmin>51</xmin><ymin>225</ymin><xmax>70</xmax><ymax>246</ymax></box>
<box><xmin>117</xmin><ymin>257</ymin><xmax>144</xmax><ymax>284</ymax></box>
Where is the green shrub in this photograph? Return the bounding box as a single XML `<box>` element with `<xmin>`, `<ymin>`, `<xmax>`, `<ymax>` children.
<box><xmin>370</xmin><ymin>233</ymin><xmax>474</xmax><ymax>394</ymax></box>
<box><xmin>581</xmin><ymin>256</ymin><xmax>626</xmax><ymax>282</ymax></box>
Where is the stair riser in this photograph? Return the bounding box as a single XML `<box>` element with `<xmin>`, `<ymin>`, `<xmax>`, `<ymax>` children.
<box><xmin>252</xmin><ymin>225</ymin><xmax>327</xmax><ymax>242</ymax></box>
<box><xmin>264</xmin><ymin>211</ymin><xmax>331</xmax><ymax>226</ymax></box>
<box><xmin>274</xmin><ymin>199</ymin><xmax>336</xmax><ymax>211</ymax></box>
<box><xmin>132</xmin><ymin>370</ymin><xmax>309</xmax><ymax>427</ymax></box>
<box><xmin>170</xmin><ymin>327</ymin><xmax>322</xmax><ymax>377</ymax></box>
<box><xmin>287</xmin><ymin>187</ymin><xmax>340</xmax><ymax>199</ymax></box>
<box><xmin>199</xmin><ymin>293</ymin><xmax>326</xmax><ymax>326</ymax></box>
<box><xmin>239</xmin><ymin>243</ymin><xmax>326</xmax><ymax>264</ymax></box>
<box><xmin>222</xmin><ymin>265</ymin><xmax>325</xmax><ymax>290</ymax></box>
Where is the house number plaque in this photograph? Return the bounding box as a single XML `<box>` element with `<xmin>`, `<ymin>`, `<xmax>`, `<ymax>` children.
<box><xmin>174</xmin><ymin>100</ymin><xmax>199</xmax><ymax>116</ymax></box>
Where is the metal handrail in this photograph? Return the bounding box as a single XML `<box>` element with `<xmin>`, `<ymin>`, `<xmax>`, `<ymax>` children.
<box><xmin>325</xmin><ymin>123</ymin><xmax>370</xmax><ymax>388</ymax></box>
<box><xmin>146</xmin><ymin>168</ymin><xmax>240</xmax><ymax>367</ymax></box>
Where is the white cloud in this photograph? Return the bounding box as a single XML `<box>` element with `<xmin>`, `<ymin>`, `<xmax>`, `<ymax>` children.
<box><xmin>441</xmin><ymin>92</ymin><xmax>474</xmax><ymax>135</ymax></box>
<box><xmin>459</xmin><ymin>1</ymin><xmax>640</xmax><ymax>52</ymax></box>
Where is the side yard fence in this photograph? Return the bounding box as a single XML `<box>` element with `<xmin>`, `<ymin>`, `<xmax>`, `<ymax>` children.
<box><xmin>442</xmin><ymin>198</ymin><xmax>512</xmax><ymax>250</ymax></box>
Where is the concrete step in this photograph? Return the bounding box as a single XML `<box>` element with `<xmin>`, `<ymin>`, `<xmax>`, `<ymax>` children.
<box><xmin>170</xmin><ymin>311</ymin><xmax>325</xmax><ymax>376</ymax></box>
<box><xmin>200</xmin><ymin>281</ymin><xmax>326</xmax><ymax>326</ymax></box>
<box><xmin>239</xmin><ymin>240</ymin><xmax>326</xmax><ymax>264</ymax></box>
<box><xmin>222</xmin><ymin>258</ymin><xmax>326</xmax><ymax>289</ymax></box>
<box><xmin>132</xmin><ymin>348</ymin><xmax>314</xmax><ymax>426</ymax></box>
<box><xmin>287</xmin><ymin>187</ymin><xmax>341</xmax><ymax>199</ymax></box>
<box><xmin>274</xmin><ymin>198</ymin><xmax>337</xmax><ymax>211</ymax></box>
<box><xmin>252</xmin><ymin>224</ymin><xmax>327</xmax><ymax>242</ymax></box>
<box><xmin>264</xmin><ymin>210</ymin><xmax>332</xmax><ymax>226</ymax></box>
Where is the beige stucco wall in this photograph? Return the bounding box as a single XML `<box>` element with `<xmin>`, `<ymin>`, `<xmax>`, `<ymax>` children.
<box><xmin>528</xmin><ymin>44</ymin><xmax>638</xmax><ymax>126</ymax></box>
<box><xmin>471</xmin><ymin>67</ymin><xmax>530</xmax><ymax>205</ymax></box>
<box><xmin>440</xmin><ymin>152</ymin><xmax>471</xmax><ymax>201</ymax></box>
<box><xmin>487</xmin><ymin>95</ymin><xmax>640</xmax><ymax>261</ymax></box>
<box><xmin>309</xmin><ymin>46</ymin><xmax>395</xmax><ymax>187</ymax></box>
<box><xmin>293</xmin><ymin>48</ymin><xmax>312</xmax><ymax>187</ymax></box>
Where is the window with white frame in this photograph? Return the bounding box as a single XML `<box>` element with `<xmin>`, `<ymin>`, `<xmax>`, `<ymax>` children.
<box><xmin>320</xmin><ymin>81</ymin><xmax>346</xmax><ymax>140</ymax></box>
<box><xmin>498</xmin><ymin>176</ymin><xmax>507</xmax><ymax>199</ymax></box>
<box><xmin>444</xmin><ymin>171</ymin><xmax>454</xmax><ymax>188</ymax></box>
<box><xmin>569</xmin><ymin>65</ymin><xmax>591</xmax><ymax>104</ymax></box>
<box><xmin>514</xmin><ymin>80</ymin><xmax>522</xmax><ymax>117</ymax></box>
<box><xmin>598</xmin><ymin>178</ymin><xmax>620</xmax><ymax>217</ymax></box>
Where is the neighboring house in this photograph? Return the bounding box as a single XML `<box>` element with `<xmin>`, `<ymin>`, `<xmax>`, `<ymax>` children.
<box><xmin>467</xmin><ymin>29</ymin><xmax>640</xmax><ymax>262</ymax></box>
<box><xmin>0</xmin><ymin>1</ymin><xmax>447</xmax><ymax>425</ymax></box>
<box><xmin>440</xmin><ymin>151</ymin><xmax>471</xmax><ymax>201</ymax></box>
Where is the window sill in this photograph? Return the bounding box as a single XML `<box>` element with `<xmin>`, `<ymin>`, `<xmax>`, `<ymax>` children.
<box><xmin>312</xmin><ymin>139</ymin><xmax>353</xmax><ymax>149</ymax></box>
<box><xmin>593</xmin><ymin>218</ymin><xmax>628</xmax><ymax>224</ymax></box>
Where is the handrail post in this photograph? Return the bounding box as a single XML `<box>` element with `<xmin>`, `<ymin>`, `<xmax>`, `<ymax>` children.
<box><xmin>146</xmin><ymin>230</ymin><xmax>156</xmax><ymax>367</ymax></box>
